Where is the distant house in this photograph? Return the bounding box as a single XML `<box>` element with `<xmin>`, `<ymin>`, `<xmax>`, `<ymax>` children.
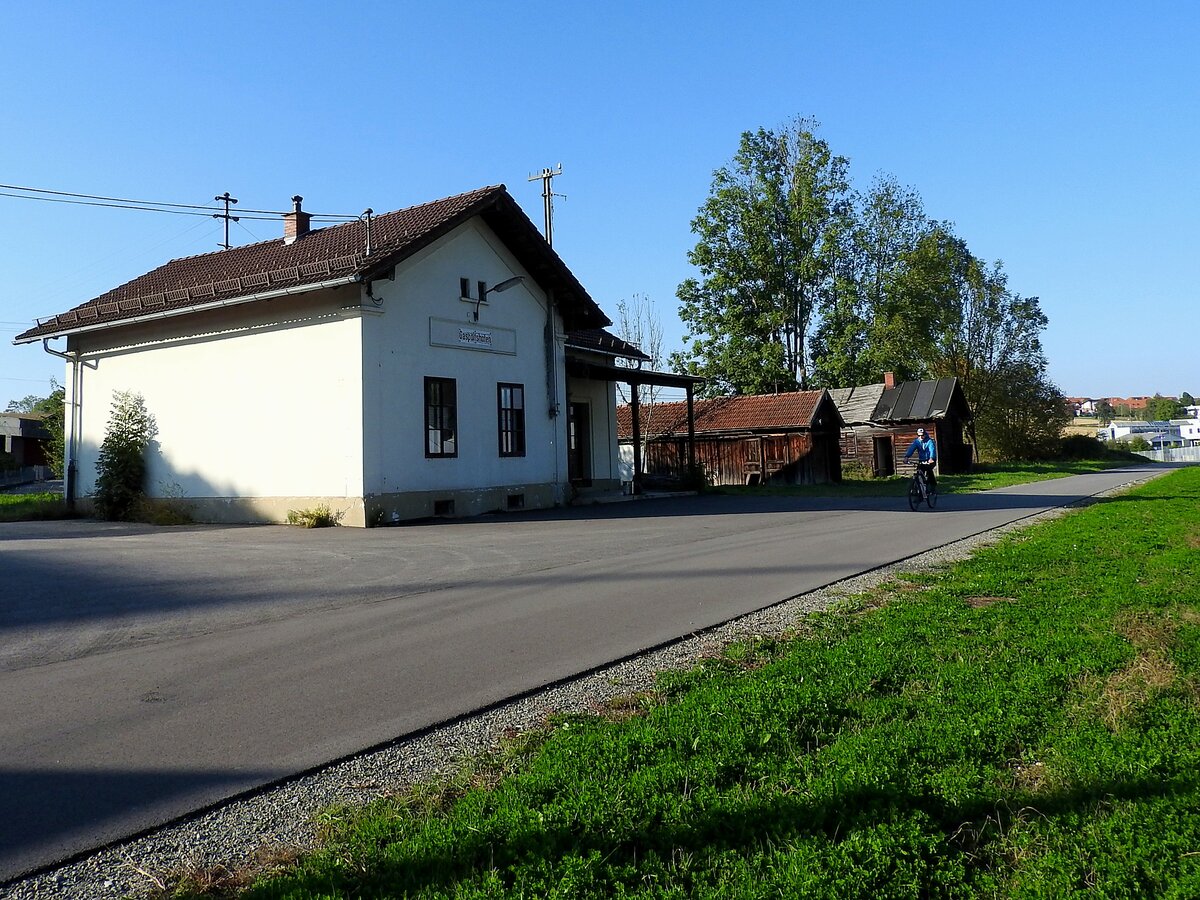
<box><xmin>829</xmin><ymin>374</ymin><xmax>973</xmax><ymax>476</ymax></box>
<box><xmin>1099</xmin><ymin>419</ymin><xmax>1183</xmax><ymax>448</ymax></box>
<box><xmin>14</xmin><ymin>185</ymin><xmax>685</xmax><ymax>525</ymax></box>
<box><xmin>0</xmin><ymin>412</ymin><xmax>50</xmax><ymax>468</ymax></box>
<box><xmin>617</xmin><ymin>390</ymin><xmax>844</xmax><ymax>487</ymax></box>
<box><xmin>1176</xmin><ymin>417</ymin><xmax>1200</xmax><ymax>447</ymax></box>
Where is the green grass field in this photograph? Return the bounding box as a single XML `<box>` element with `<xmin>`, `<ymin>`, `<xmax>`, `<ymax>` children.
<box><xmin>0</xmin><ymin>491</ymin><xmax>73</xmax><ymax>522</ymax></box>
<box><xmin>166</xmin><ymin>464</ymin><xmax>1199</xmax><ymax>898</ymax></box>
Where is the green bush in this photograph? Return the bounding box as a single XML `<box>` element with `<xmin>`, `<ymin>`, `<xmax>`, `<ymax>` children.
<box><xmin>840</xmin><ymin>458</ymin><xmax>875</xmax><ymax>480</ymax></box>
<box><xmin>286</xmin><ymin>505</ymin><xmax>344</xmax><ymax>528</ymax></box>
<box><xmin>1058</xmin><ymin>434</ymin><xmax>1107</xmax><ymax>460</ymax></box>
<box><xmin>93</xmin><ymin>391</ymin><xmax>158</xmax><ymax>521</ymax></box>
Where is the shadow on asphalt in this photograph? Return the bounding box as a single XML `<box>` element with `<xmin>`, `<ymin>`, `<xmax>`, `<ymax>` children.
<box><xmin>0</xmin><ymin>766</ymin><xmax>279</xmax><ymax>883</ymax></box>
<box><xmin>0</xmin><ymin>468</ymin><xmax>1163</xmax><ymax>645</ymax></box>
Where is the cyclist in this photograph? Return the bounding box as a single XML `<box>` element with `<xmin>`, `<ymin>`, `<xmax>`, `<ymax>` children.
<box><xmin>904</xmin><ymin>427</ymin><xmax>938</xmax><ymax>493</ymax></box>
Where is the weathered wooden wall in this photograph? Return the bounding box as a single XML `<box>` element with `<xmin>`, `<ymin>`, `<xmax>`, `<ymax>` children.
<box><xmin>644</xmin><ymin>431</ymin><xmax>841</xmax><ymax>485</ymax></box>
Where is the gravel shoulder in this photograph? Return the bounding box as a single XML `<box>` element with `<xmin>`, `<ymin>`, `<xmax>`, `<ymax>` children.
<box><xmin>0</xmin><ymin>488</ymin><xmax>1137</xmax><ymax>900</ymax></box>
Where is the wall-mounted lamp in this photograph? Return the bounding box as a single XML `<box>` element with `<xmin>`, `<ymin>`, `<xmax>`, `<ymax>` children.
<box><xmin>473</xmin><ymin>275</ymin><xmax>525</xmax><ymax>321</ymax></box>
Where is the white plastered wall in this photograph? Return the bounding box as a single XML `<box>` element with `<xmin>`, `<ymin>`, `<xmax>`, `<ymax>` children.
<box><xmin>360</xmin><ymin>219</ymin><xmax>570</xmax><ymax>516</ymax></box>
<box><xmin>65</xmin><ymin>289</ymin><xmax>366</xmax><ymax>521</ymax></box>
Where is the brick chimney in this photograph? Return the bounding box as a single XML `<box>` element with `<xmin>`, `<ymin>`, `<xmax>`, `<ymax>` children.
<box><xmin>283</xmin><ymin>195</ymin><xmax>311</xmax><ymax>244</ymax></box>
<box><xmin>883</xmin><ymin>371</ymin><xmax>895</xmax><ymax>389</ymax></box>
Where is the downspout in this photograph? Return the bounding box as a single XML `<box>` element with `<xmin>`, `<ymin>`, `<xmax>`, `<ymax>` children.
<box><xmin>544</xmin><ymin>288</ymin><xmax>562</xmax><ymax>492</ymax></box>
<box><xmin>41</xmin><ymin>339</ymin><xmax>94</xmax><ymax>508</ymax></box>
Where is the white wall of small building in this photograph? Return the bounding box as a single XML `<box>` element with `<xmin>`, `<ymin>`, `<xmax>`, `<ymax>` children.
<box><xmin>361</xmin><ymin>219</ymin><xmax>571</xmax><ymax>508</ymax></box>
<box><xmin>52</xmin><ymin>216</ymin><xmax>622</xmax><ymax>524</ymax></box>
<box><xmin>64</xmin><ymin>290</ymin><xmax>366</xmax><ymax>510</ymax></box>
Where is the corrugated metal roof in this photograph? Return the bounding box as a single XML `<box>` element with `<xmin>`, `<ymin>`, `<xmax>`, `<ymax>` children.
<box><xmin>875</xmin><ymin>377</ymin><xmax>964</xmax><ymax>421</ymax></box>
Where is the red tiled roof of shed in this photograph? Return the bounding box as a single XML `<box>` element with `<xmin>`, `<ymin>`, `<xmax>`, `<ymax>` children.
<box><xmin>617</xmin><ymin>390</ymin><xmax>832</xmax><ymax>439</ymax></box>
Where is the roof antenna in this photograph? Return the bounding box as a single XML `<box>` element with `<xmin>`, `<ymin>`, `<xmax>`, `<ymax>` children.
<box><xmin>213</xmin><ymin>192</ymin><xmax>239</xmax><ymax>250</ymax></box>
<box><xmin>527</xmin><ymin>164</ymin><xmax>563</xmax><ymax>247</ymax></box>
<box><xmin>361</xmin><ymin>208</ymin><xmax>374</xmax><ymax>256</ymax></box>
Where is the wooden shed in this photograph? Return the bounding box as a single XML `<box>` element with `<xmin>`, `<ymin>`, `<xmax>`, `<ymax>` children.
<box><xmin>618</xmin><ymin>390</ymin><xmax>844</xmax><ymax>487</ymax></box>
<box><xmin>829</xmin><ymin>374</ymin><xmax>974</xmax><ymax>477</ymax></box>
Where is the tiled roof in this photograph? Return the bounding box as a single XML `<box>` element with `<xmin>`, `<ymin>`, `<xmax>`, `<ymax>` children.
<box><xmin>617</xmin><ymin>390</ymin><xmax>836</xmax><ymax>439</ymax></box>
<box><xmin>564</xmin><ymin>328</ymin><xmax>649</xmax><ymax>361</ymax></box>
<box><xmin>16</xmin><ymin>185</ymin><xmax>608</xmax><ymax>342</ymax></box>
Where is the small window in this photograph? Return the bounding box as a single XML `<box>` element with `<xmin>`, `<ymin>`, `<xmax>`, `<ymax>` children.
<box><xmin>477</xmin><ymin>280</ymin><xmax>488</xmax><ymax>303</ymax></box>
<box><xmin>425</xmin><ymin>377</ymin><xmax>457</xmax><ymax>458</ymax></box>
<box><xmin>459</xmin><ymin>277</ymin><xmax>470</xmax><ymax>299</ymax></box>
<box><xmin>433</xmin><ymin>499</ymin><xmax>455</xmax><ymax>516</ymax></box>
<box><xmin>506</xmin><ymin>493</ymin><xmax>525</xmax><ymax>510</ymax></box>
<box><xmin>498</xmin><ymin>383</ymin><xmax>525</xmax><ymax>457</ymax></box>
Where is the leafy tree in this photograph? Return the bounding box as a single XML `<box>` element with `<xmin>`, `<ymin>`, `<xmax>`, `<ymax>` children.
<box><xmin>1180</xmin><ymin>391</ymin><xmax>1195</xmax><ymax>407</ymax></box>
<box><xmin>93</xmin><ymin>391</ymin><xmax>158</xmax><ymax>521</ymax></box>
<box><xmin>973</xmin><ymin>361</ymin><xmax>1070</xmax><ymax>460</ymax></box>
<box><xmin>1094</xmin><ymin>399</ymin><xmax>1115</xmax><ymax>423</ymax></box>
<box><xmin>672</xmin><ymin>117</ymin><xmax>852</xmax><ymax>395</ymax></box>
<box><xmin>811</xmin><ymin>175</ymin><xmax>930</xmax><ymax>387</ymax></box>
<box><xmin>39</xmin><ymin>385</ymin><xmax>66</xmax><ymax>477</ymax></box>
<box><xmin>1145</xmin><ymin>394</ymin><xmax>1184</xmax><ymax>421</ymax></box>
<box><xmin>6</xmin><ymin>394</ymin><xmax>43</xmax><ymax>413</ymax></box>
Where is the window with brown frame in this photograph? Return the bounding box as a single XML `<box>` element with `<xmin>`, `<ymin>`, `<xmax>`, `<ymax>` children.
<box><xmin>425</xmin><ymin>377</ymin><xmax>457</xmax><ymax>458</ymax></box>
<box><xmin>497</xmin><ymin>382</ymin><xmax>525</xmax><ymax>457</ymax></box>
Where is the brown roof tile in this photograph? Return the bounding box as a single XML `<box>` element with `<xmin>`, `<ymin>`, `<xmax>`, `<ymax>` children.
<box><xmin>617</xmin><ymin>390</ymin><xmax>834</xmax><ymax>439</ymax></box>
<box><xmin>17</xmin><ymin>185</ymin><xmax>608</xmax><ymax>342</ymax></box>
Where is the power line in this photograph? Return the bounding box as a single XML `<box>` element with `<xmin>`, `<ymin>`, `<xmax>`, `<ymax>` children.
<box><xmin>0</xmin><ymin>182</ymin><xmax>361</xmax><ymax>220</ymax></box>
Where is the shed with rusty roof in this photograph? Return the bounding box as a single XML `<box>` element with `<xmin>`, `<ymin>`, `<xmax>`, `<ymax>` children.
<box><xmin>829</xmin><ymin>374</ymin><xmax>973</xmax><ymax>477</ymax></box>
<box><xmin>618</xmin><ymin>390</ymin><xmax>843</xmax><ymax>486</ymax></box>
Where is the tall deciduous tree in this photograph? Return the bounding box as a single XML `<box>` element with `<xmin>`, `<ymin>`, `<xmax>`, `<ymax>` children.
<box><xmin>811</xmin><ymin>175</ymin><xmax>930</xmax><ymax>387</ymax></box>
<box><xmin>672</xmin><ymin>117</ymin><xmax>851</xmax><ymax>395</ymax></box>
<box><xmin>614</xmin><ymin>293</ymin><xmax>666</xmax><ymax>434</ymax></box>
<box><xmin>880</xmin><ymin>224</ymin><xmax>1060</xmax><ymax>454</ymax></box>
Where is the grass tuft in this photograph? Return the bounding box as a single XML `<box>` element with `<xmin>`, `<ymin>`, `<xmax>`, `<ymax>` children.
<box><xmin>285</xmin><ymin>505</ymin><xmax>344</xmax><ymax>528</ymax></box>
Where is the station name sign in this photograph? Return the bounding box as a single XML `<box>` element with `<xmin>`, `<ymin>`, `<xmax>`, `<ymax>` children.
<box><xmin>429</xmin><ymin>318</ymin><xmax>517</xmax><ymax>355</ymax></box>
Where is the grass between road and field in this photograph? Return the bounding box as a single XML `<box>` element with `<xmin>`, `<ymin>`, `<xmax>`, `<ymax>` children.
<box><xmin>0</xmin><ymin>491</ymin><xmax>74</xmax><ymax>522</ymax></box>
<box><xmin>166</xmin><ymin>465</ymin><xmax>1200</xmax><ymax>899</ymax></box>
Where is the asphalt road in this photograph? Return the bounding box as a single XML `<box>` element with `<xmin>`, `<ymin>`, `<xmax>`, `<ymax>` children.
<box><xmin>0</xmin><ymin>466</ymin><xmax>1164</xmax><ymax>881</ymax></box>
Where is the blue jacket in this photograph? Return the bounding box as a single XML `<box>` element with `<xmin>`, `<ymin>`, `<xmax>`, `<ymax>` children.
<box><xmin>904</xmin><ymin>435</ymin><xmax>937</xmax><ymax>463</ymax></box>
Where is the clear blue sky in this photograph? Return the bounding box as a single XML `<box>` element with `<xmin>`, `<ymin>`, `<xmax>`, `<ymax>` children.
<box><xmin>2</xmin><ymin>0</ymin><xmax>1196</xmax><ymax>409</ymax></box>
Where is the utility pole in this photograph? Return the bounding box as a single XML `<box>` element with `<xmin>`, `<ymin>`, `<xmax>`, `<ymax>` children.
<box><xmin>213</xmin><ymin>191</ymin><xmax>239</xmax><ymax>250</ymax></box>
<box><xmin>527</xmin><ymin>164</ymin><xmax>562</xmax><ymax>247</ymax></box>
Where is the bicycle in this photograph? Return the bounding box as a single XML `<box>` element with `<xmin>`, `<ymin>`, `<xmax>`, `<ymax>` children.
<box><xmin>907</xmin><ymin>464</ymin><xmax>938</xmax><ymax>510</ymax></box>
